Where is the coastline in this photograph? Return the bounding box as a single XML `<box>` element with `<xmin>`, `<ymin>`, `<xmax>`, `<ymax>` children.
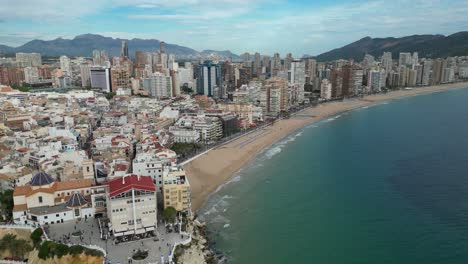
<box><xmin>183</xmin><ymin>82</ymin><xmax>468</xmax><ymax>212</ymax></box>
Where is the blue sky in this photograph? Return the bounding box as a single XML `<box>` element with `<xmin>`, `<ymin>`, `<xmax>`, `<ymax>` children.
<box><xmin>0</xmin><ymin>0</ymin><xmax>467</xmax><ymax>56</ymax></box>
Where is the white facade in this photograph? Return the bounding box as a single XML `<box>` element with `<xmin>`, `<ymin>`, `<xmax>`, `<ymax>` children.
<box><xmin>24</xmin><ymin>67</ymin><xmax>39</xmax><ymax>83</ymax></box>
<box><xmin>320</xmin><ymin>79</ymin><xmax>332</xmax><ymax>100</ymax></box>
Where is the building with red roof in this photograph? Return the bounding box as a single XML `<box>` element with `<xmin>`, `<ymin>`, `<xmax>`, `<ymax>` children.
<box><xmin>107</xmin><ymin>174</ymin><xmax>157</xmax><ymax>240</ymax></box>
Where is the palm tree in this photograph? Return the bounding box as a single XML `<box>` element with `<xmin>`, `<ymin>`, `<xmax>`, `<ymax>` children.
<box><xmin>12</xmin><ymin>239</ymin><xmax>32</xmax><ymax>260</ymax></box>
<box><xmin>0</xmin><ymin>234</ymin><xmax>17</xmax><ymax>257</ymax></box>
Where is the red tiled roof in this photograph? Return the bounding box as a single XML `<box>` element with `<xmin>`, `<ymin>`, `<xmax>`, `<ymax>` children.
<box><xmin>108</xmin><ymin>175</ymin><xmax>155</xmax><ymax>198</ymax></box>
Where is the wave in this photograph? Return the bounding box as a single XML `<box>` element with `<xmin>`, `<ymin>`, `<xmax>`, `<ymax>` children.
<box><xmin>324</xmin><ymin>114</ymin><xmax>342</xmax><ymax>123</ymax></box>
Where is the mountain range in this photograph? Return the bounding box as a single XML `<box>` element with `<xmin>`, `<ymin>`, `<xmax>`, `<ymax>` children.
<box><xmin>1</xmin><ymin>32</ymin><xmax>468</xmax><ymax>62</ymax></box>
<box><xmin>0</xmin><ymin>34</ymin><xmax>241</xmax><ymax>61</ymax></box>
<box><xmin>315</xmin><ymin>31</ymin><xmax>468</xmax><ymax>62</ymax></box>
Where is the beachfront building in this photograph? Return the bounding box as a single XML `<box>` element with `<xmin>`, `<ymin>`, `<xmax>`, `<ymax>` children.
<box><xmin>170</xmin><ymin>114</ymin><xmax>222</xmax><ymax>144</ymax></box>
<box><xmin>12</xmin><ymin>172</ymin><xmax>95</xmax><ymax>226</ymax></box>
<box><xmin>162</xmin><ymin>166</ymin><xmax>191</xmax><ymax>213</ymax></box>
<box><xmin>107</xmin><ymin>174</ymin><xmax>157</xmax><ymax>238</ymax></box>
<box><xmin>321</xmin><ymin>79</ymin><xmax>332</xmax><ymax>100</ymax></box>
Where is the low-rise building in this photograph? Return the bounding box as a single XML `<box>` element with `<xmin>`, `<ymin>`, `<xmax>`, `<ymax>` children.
<box><xmin>162</xmin><ymin>166</ymin><xmax>191</xmax><ymax>213</ymax></box>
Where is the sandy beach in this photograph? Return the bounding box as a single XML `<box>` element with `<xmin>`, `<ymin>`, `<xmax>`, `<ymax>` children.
<box><xmin>183</xmin><ymin>82</ymin><xmax>468</xmax><ymax>212</ymax></box>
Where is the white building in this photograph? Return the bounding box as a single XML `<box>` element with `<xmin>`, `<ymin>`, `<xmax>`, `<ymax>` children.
<box><xmin>142</xmin><ymin>72</ymin><xmax>173</xmax><ymax>99</ymax></box>
<box><xmin>60</xmin><ymin>56</ymin><xmax>72</xmax><ymax>76</ymax></box>
<box><xmin>13</xmin><ymin>172</ymin><xmax>95</xmax><ymax>226</ymax></box>
<box><xmin>132</xmin><ymin>150</ymin><xmax>177</xmax><ymax>192</ymax></box>
<box><xmin>320</xmin><ymin>79</ymin><xmax>332</xmax><ymax>100</ymax></box>
<box><xmin>107</xmin><ymin>175</ymin><xmax>157</xmax><ymax>239</ymax></box>
<box><xmin>24</xmin><ymin>67</ymin><xmax>39</xmax><ymax>83</ymax></box>
<box><xmin>16</xmin><ymin>52</ymin><xmax>42</xmax><ymax>67</ymax></box>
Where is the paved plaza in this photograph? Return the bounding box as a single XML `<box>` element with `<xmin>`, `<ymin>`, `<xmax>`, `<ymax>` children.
<box><xmin>45</xmin><ymin>217</ymin><xmax>188</xmax><ymax>264</ymax></box>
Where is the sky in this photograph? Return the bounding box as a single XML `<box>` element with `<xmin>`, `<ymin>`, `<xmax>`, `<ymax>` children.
<box><xmin>0</xmin><ymin>0</ymin><xmax>467</xmax><ymax>56</ymax></box>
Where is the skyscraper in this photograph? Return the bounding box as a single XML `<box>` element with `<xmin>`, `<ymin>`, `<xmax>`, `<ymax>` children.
<box><xmin>160</xmin><ymin>41</ymin><xmax>166</xmax><ymax>54</ymax></box>
<box><xmin>284</xmin><ymin>53</ymin><xmax>293</xmax><ymax>71</ymax></box>
<box><xmin>421</xmin><ymin>60</ymin><xmax>432</xmax><ymax>86</ymax></box>
<box><xmin>253</xmin><ymin>52</ymin><xmax>261</xmax><ymax>77</ymax></box>
<box><xmin>381</xmin><ymin>52</ymin><xmax>393</xmax><ymax>72</ymax></box>
<box><xmin>398</xmin><ymin>52</ymin><xmax>412</xmax><ymax>67</ymax></box>
<box><xmin>196</xmin><ymin>60</ymin><xmax>222</xmax><ymax>97</ymax></box>
<box><xmin>16</xmin><ymin>53</ymin><xmax>42</xmax><ymax>67</ymax></box>
<box><xmin>90</xmin><ymin>66</ymin><xmax>112</xmax><ymax>92</ymax></box>
<box><xmin>290</xmin><ymin>60</ymin><xmax>306</xmax><ymax>102</ymax></box>
<box><xmin>121</xmin><ymin>40</ymin><xmax>129</xmax><ymax>58</ymax></box>
<box><xmin>59</xmin><ymin>55</ymin><xmax>72</xmax><ymax>76</ymax></box>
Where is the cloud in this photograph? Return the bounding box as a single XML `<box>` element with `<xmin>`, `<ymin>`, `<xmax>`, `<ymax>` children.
<box><xmin>1</xmin><ymin>0</ymin><xmax>468</xmax><ymax>55</ymax></box>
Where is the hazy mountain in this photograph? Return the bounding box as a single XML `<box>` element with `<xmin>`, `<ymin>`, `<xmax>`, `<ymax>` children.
<box><xmin>316</xmin><ymin>32</ymin><xmax>468</xmax><ymax>62</ymax></box>
<box><xmin>0</xmin><ymin>34</ymin><xmax>240</xmax><ymax>60</ymax></box>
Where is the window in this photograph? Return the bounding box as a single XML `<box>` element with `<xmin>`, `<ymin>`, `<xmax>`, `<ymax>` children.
<box><xmin>86</xmin><ymin>167</ymin><xmax>90</xmax><ymax>173</ymax></box>
<box><xmin>44</xmin><ymin>216</ymin><xmax>48</xmax><ymax>219</ymax></box>
<box><xmin>38</xmin><ymin>196</ymin><xmax>43</xmax><ymax>203</ymax></box>
<box><xmin>56</xmin><ymin>214</ymin><xmax>59</xmax><ymax>217</ymax></box>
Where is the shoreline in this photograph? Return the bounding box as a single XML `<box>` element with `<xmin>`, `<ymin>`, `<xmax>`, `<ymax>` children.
<box><xmin>183</xmin><ymin>82</ymin><xmax>468</xmax><ymax>213</ymax></box>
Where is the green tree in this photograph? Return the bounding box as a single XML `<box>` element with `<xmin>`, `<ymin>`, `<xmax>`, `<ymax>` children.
<box><xmin>162</xmin><ymin>207</ymin><xmax>177</xmax><ymax>223</ymax></box>
<box><xmin>55</xmin><ymin>243</ymin><xmax>69</xmax><ymax>258</ymax></box>
<box><xmin>11</xmin><ymin>239</ymin><xmax>32</xmax><ymax>260</ymax></box>
<box><xmin>30</xmin><ymin>228</ymin><xmax>43</xmax><ymax>248</ymax></box>
<box><xmin>105</xmin><ymin>92</ymin><xmax>116</xmax><ymax>100</ymax></box>
<box><xmin>0</xmin><ymin>190</ymin><xmax>14</xmax><ymax>221</ymax></box>
<box><xmin>0</xmin><ymin>233</ymin><xmax>16</xmax><ymax>252</ymax></box>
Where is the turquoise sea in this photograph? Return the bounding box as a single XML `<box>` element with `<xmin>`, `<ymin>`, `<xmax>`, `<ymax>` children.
<box><xmin>198</xmin><ymin>87</ymin><xmax>468</xmax><ymax>264</ymax></box>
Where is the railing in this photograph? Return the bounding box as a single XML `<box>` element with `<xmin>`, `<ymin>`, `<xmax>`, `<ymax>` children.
<box><xmin>167</xmin><ymin>231</ymin><xmax>192</xmax><ymax>264</ymax></box>
<box><xmin>0</xmin><ymin>224</ymin><xmax>34</xmax><ymax>231</ymax></box>
<box><xmin>0</xmin><ymin>260</ymin><xmax>27</xmax><ymax>264</ymax></box>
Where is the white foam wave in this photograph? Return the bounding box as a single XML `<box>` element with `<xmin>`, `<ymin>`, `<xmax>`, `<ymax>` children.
<box><xmin>223</xmin><ymin>224</ymin><xmax>230</xmax><ymax>228</ymax></box>
<box><xmin>265</xmin><ymin>146</ymin><xmax>282</xmax><ymax>158</ymax></box>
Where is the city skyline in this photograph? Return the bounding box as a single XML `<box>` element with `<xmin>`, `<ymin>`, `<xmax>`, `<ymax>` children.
<box><xmin>1</xmin><ymin>0</ymin><xmax>468</xmax><ymax>55</ymax></box>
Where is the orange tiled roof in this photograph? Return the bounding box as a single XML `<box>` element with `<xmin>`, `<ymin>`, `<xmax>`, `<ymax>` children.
<box><xmin>13</xmin><ymin>204</ymin><xmax>27</xmax><ymax>212</ymax></box>
<box><xmin>13</xmin><ymin>186</ymin><xmax>30</xmax><ymax>196</ymax></box>
<box><xmin>55</xmin><ymin>179</ymin><xmax>93</xmax><ymax>191</ymax></box>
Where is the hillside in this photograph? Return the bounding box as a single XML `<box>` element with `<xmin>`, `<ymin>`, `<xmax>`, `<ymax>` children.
<box><xmin>0</xmin><ymin>34</ymin><xmax>241</xmax><ymax>60</ymax></box>
<box><xmin>315</xmin><ymin>32</ymin><xmax>468</xmax><ymax>62</ymax></box>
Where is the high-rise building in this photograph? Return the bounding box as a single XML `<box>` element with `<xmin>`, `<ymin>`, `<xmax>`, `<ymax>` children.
<box><xmin>330</xmin><ymin>69</ymin><xmax>343</xmax><ymax>98</ymax></box>
<box><xmin>121</xmin><ymin>40</ymin><xmax>129</xmax><ymax>58</ymax></box>
<box><xmin>381</xmin><ymin>52</ymin><xmax>393</xmax><ymax>72</ymax></box>
<box><xmin>320</xmin><ymin>79</ymin><xmax>332</xmax><ymax>100</ymax></box>
<box><xmin>253</xmin><ymin>52</ymin><xmax>261</xmax><ymax>77</ymax></box>
<box><xmin>342</xmin><ymin>65</ymin><xmax>358</xmax><ymax>97</ymax></box>
<box><xmin>242</xmin><ymin>52</ymin><xmax>251</xmax><ymax>68</ymax></box>
<box><xmin>262</xmin><ymin>55</ymin><xmax>271</xmax><ymax>75</ymax></box>
<box><xmin>24</xmin><ymin>67</ymin><xmax>39</xmax><ymax>83</ymax></box>
<box><xmin>306</xmin><ymin>59</ymin><xmax>317</xmax><ymax>84</ymax></box>
<box><xmin>90</xmin><ymin>66</ymin><xmax>112</xmax><ymax>92</ymax></box>
<box><xmin>59</xmin><ymin>56</ymin><xmax>72</xmax><ymax>76</ymax></box>
<box><xmin>407</xmin><ymin>69</ymin><xmax>417</xmax><ymax>87</ymax></box>
<box><xmin>196</xmin><ymin>60</ymin><xmax>222</xmax><ymax>97</ymax></box>
<box><xmin>421</xmin><ymin>60</ymin><xmax>432</xmax><ymax>86</ymax></box>
<box><xmin>362</xmin><ymin>54</ymin><xmax>375</xmax><ymax>70</ymax></box>
<box><xmin>238</xmin><ymin>67</ymin><xmax>252</xmax><ymax>88</ymax></box>
<box><xmin>398</xmin><ymin>52</ymin><xmax>412</xmax><ymax>67</ymax></box>
<box><xmin>143</xmin><ymin>72</ymin><xmax>172</xmax><ymax>99</ymax></box>
<box><xmin>16</xmin><ymin>53</ymin><xmax>42</xmax><ymax>67</ymax></box>
<box><xmin>290</xmin><ymin>60</ymin><xmax>305</xmax><ymax>102</ymax></box>
<box><xmin>111</xmin><ymin>67</ymin><xmax>131</xmax><ymax>91</ymax></box>
<box><xmin>160</xmin><ymin>41</ymin><xmax>166</xmax><ymax>54</ymax></box>
<box><xmin>368</xmin><ymin>69</ymin><xmax>386</xmax><ymax>92</ymax></box>
<box><xmin>272</xmin><ymin>53</ymin><xmax>281</xmax><ymax>73</ymax></box>
<box><xmin>80</xmin><ymin>63</ymin><xmax>91</xmax><ymax>87</ymax></box>
<box><xmin>432</xmin><ymin>58</ymin><xmax>446</xmax><ymax>85</ymax></box>
<box><xmin>284</xmin><ymin>53</ymin><xmax>293</xmax><ymax>71</ymax></box>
